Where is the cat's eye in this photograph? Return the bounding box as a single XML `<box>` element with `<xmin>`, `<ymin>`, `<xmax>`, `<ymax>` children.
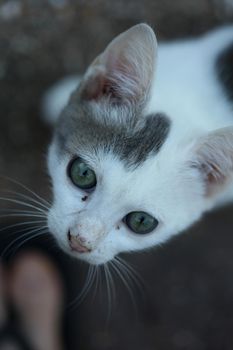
<box><xmin>68</xmin><ymin>157</ymin><xmax>97</xmax><ymax>190</ymax></box>
<box><xmin>124</xmin><ymin>211</ymin><xmax>158</xmax><ymax>234</ymax></box>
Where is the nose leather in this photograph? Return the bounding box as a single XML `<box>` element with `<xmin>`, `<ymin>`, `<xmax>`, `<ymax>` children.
<box><xmin>68</xmin><ymin>232</ymin><xmax>91</xmax><ymax>253</ymax></box>
<box><xmin>68</xmin><ymin>214</ymin><xmax>106</xmax><ymax>253</ymax></box>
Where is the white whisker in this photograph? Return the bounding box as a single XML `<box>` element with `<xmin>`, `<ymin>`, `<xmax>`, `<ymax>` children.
<box><xmin>111</xmin><ymin>259</ymin><xmax>138</xmax><ymax>314</ymax></box>
<box><xmin>0</xmin><ymin>197</ymin><xmax>47</xmax><ymax>215</ymax></box>
<box><xmin>68</xmin><ymin>265</ymin><xmax>95</xmax><ymax>309</ymax></box>
<box><xmin>115</xmin><ymin>256</ymin><xmax>145</xmax><ymax>296</ymax></box>
<box><xmin>0</xmin><ymin>208</ymin><xmax>46</xmax><ymax>215</ymax></box>
<box><xmin>0</xmin><ymin>220</ymin><xmax>48</xmax><ymax>234</ymax></box>
<box><xmin>11</xmin><ymin>229</ymin><xmax>49</xmax><ymax>256</ymax></box>
<box><xmin>1</xmin><ymin>190</ymin><xmax>50</xmax><ymax>211</ymax></box>
<box><xmin>91</xmin><ymin>266</ymin><xmax>99</xmax><ymax>302</ymax></box>
<box><xmin>1</xmin><ymin>226</ymin><xmax>48</xmax><ymax>258</ymax></box>
<box><xmin>0</xmin><ymin>213</ymin><xmax>47</xmax><ymax>219</ymax></box>
<box><xmin>105</xmin><ymin>262</ymin><xmax>117</xmax><ymax>320</ymax></box>
<box><xmin>104</xmin><ymin>264</ymin><xmax>112</xmax><ymax>319</ymax></box>
<box><xmin>0</xmin><ymin>176</ymin><xmax>51</xmax><ymax>207</ymax></box>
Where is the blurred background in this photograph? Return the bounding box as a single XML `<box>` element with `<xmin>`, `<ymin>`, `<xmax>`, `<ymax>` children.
<box><xmin>0</xmin><ymin>0</ymin><xmax>233</xmax><ymax>349</ymax></box>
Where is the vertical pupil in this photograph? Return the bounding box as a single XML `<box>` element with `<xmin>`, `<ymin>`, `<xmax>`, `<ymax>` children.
<box><xmin>139</xmin><ymin>216</ymin><xmax>144</xmax><ymax>224</ymax></box>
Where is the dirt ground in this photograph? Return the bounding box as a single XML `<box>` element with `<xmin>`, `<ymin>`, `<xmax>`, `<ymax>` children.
<box><xmin>0</xmin><ymin>0</ymin><xmax>233</xmax><ymax>349</ymax></box>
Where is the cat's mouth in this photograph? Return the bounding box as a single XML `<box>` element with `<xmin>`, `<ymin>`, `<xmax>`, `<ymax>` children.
<box><xmin>67</xmin><ymin>230</ymin><xmax>92</xmax><ymax>254</ymax></box>
<box><xmin>56</xmin><ymin>231</ymin><xmax>112</xmax><ymax>265</ymax></box>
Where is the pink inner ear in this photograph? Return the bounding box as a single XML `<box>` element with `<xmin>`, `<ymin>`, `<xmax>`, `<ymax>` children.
<box><xmin>81</xmin><ymin>73</ymin><xmax>121</xmax><ymax>102</ymax></box>
<box><xmin>81</xmin><ymin>68</ymin><xmax>137</xmax><ymax>103</ymax></box>
<box><xmin>206</xmin><ymin>163</ymin><xmax>224</xmax><ymax>186</ymax></box>
<box><xmin>200</xmin><ymin>161</ymin><xmax>228</xmax><ymax>197</ymax></box>
<box><xmin>79</xmin><ymin>24</ymin><xmax>157</xmax><ymax>104</ymax></box>
<box><xmin>81</xmin><ymin>73</ymin><xmax>106</xmax><ymax>100</ymax></box>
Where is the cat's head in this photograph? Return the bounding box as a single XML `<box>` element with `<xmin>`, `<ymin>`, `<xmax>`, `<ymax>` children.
<box><xmin>47</xmin><ymin>24</ymin><xmax>233</xmax><ymax>265</ymax></box>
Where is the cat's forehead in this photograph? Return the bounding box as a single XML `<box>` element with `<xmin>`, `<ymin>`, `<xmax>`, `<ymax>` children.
<box><xmin>54</xmin><ymin>101</ymin><xmax>171</xmax><ymax>168</ymax></box>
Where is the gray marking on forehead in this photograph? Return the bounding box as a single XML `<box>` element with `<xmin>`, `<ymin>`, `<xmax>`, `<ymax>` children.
<box><xmin>55</xmin><ymin>102</ymin><xmax>170</xmax><ymax>168</ymax></box>
<box><xmin>114</xmin><ymin>113</ymin><xmax>170</xmax><ymax>166</ymax></box>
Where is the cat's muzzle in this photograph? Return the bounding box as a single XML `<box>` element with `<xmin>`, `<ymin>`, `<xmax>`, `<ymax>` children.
<box><xmin>67</xmin><ymin>230</ymin><xmax>92</xmax><ymax>253</ymax></box>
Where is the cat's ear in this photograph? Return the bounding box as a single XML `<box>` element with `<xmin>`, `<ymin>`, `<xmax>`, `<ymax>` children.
<box><xmin>79</xmin><ymin>23</ymin><xmax>157</xmax><ymax>106</ymax></box>
<box><xmin>190</xmin><ymin>127</ymin><xmax>233</xmax><ymax>196</ymax></box>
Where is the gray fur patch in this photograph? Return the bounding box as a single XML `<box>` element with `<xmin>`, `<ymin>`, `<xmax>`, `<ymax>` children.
<box><xmin>54</xmin><ymin>101</ymin><xmax>170</xmax><ymax>168</ymax></box>
<box><xmin>216</xmin><ymin>41</ymin><xmax>233</xmax><ymax>103</ymax></box>
<box><xmin>114</xmin><ymin>113</ymin><xmax>170</xmax><ymax>166</ymax></box>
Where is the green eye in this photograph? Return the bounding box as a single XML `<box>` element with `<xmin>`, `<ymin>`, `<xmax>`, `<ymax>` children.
<box><xmin>124</xmin><ymin>211</ymin><xmax>158</xmax><ymax>234</ymax></box>
<box><xmin>68</xmin><ymin>157</ymin><xmax>97</xmax><ymax>190</ymax></box>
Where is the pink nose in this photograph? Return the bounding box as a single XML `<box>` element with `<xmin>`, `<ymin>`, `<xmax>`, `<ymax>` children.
<box><xmin>68</xmin><ymin>231</ymin><xmax>91</xmax><ymax>253</ymax></box>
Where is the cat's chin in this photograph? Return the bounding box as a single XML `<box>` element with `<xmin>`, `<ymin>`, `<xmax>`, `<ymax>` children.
<box><xmin>58</xmin><ymin>241</ymin><xmax>114</xmax><ymax>265</ymax></box>
<box><xmin>70</xmin><ymin>251</ymin><xmax>114</xmax><ymax>266</ymax></box>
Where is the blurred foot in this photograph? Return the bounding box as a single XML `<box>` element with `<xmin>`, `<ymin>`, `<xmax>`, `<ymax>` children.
<box><xmin>8</xmin><ymin>252</ymin><xmax>64</xmax><ymax>350</ymax></box>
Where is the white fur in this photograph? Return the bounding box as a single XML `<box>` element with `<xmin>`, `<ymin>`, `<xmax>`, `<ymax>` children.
<box><xmin>46</xmin><ymin>25</ymin><xmax>233</xmax><ymax>265</ymax></box>
<box><xmin>42</xmin><ymin>75</ymin><xmax>81</xmax><ymax>124</ymax></box>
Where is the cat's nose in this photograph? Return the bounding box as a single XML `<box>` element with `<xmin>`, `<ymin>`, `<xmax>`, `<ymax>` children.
<box><xmin>68</xmin><ymin>231</ymin><xmax>92</xmax><ymax>253</ymax></box>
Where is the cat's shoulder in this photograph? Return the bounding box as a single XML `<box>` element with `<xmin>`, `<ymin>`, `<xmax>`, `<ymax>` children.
<box><xmin>41</xmin><ymin>75</ymin><xmax>81</xmax><ymax>124</ymax></box>
<box><xmin>158</xmin><ymin>25</ymin><xmax>233</xmax><ymax>60</ymax></box>
<box><xmin>202</xmin><ymin>25</ymin><xmax>233</xmax><ymax>48</ymax></box>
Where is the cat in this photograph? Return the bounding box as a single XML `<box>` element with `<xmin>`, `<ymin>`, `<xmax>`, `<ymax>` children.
<box><xmin>44</xmin><ymin>23</ymin><xmax>233</xmax><ymax>265</ymax></box>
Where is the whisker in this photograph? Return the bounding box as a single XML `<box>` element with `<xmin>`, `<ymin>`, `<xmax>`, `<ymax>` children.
<box><xmin>115</xmin><ymin>257</ymin><xmax>145</xmax><ymax>295</ymax></box>
<box><xmin>0</xmin><ymin>220</ymin><xmax>48</xmax><ymax>234</ymax></box>
<box><xmin>116</xmin><ymin>256</ymin><xmax>141</xmax><ymax>278</ymax></box>
<box><xmin>111</xmin><ymin>259</ymin><xmax>138</xmax><ymax>314</ymax></box>
<box><xmin>68</xmin><ymin>266</ymin><xmax>91</xmax><ymax>308</ymax></box>
<box><xmin>114</xmin><ymin>259</ymin><xmax>136</xmax><ymax>289</ymax></box>
<box><xmin>91</xmin><ymin>266</ymin><xmax>99</xmax><ymax>302</ymax></box>
<box><xmin>2</xmin><ymin>225</ymin><xmax>47</xmax><ymax>242</ymax></box>
<box><xmin>104</xmin><ymin>263</ymin><xmax>117</xmax><ymax>320</ymax></box>
<box><xmin>0</xmin><ymin>197</ymin><xmax>47</xmax><ymax>215</ymax></box>
<box><xmin>99</xmin><ymin>264</ymin><xmax>104</xmax><ymax>293</ymax></box>
<box><xmin>68</xmin><ymin>265</ymin><xmax>95</xmax><ymax>309</ymax></box>
<box><xmin>1</xmin><ymin>190</ymin><xmax>50</xmax><ymax>211</ymax></box>
<box><xmin>104</xmin><ymin>264</ymin><xmax>112</xmax><ymax>320</ymax></box>
<box><xmin>11</xmin><ymin>229</ymin><xmax>49</xmax><ymax>256</ymax></box>
<box><xmin>0</xmin><ymin>213</ymin><xmax>47</xmax><ymax>219</ymax></box>
<box><xmin>108</xmin><ymin>263</ymin><xmax>116</xmax><ymax>304</ymax></box>
<box><xmin>0</xmin><ymin>176</ymin><xmax>51</xmax><ymax>207</ymax></box>
<box><xmin>0</xmin><ymin>208</ymin><xmax>47</xmax><ymax>215</ymax></box>
<box><xmin>1</xmin><ymin>226</ymin><xmax>48</xmax><ymax>258</ymax></box>
<box><xmin>77</xmin><ymin>266</ymin><xmax>96</xmax><ymax>306</ymax></box>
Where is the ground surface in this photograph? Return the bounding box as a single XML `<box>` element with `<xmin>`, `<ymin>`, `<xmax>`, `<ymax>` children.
<box><xmin>1</xmin><ymin>1</ymin><xmax>233</xmax><ymax>349</ymax></box>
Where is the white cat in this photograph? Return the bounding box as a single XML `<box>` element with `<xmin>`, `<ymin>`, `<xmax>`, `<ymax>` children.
<box><xmin>44</xmin><ymin>24</ymin><xmax>233</xmax><ymax>265</ymax></box>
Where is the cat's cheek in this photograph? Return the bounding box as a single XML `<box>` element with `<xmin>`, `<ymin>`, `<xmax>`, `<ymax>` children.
<box><xmin>47</xmin><ymin>208</ymin><xmax>70</xmax><ymax>250</ymax></box>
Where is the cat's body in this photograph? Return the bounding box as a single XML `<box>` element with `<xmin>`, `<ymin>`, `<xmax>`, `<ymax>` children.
<box><xmin>46</xmin><ymin>24</ymin><xmax>233</xmax><ymax>265</ymax></box>
<box><xmin>150</xmin><ymin>25</ymin><xmax>233</xmax><ymax>204</ymax></box>
<box><xmin>151</xmin><ymin>26</ymin><xmax>233</xmax><ymax>134</ymax></box>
